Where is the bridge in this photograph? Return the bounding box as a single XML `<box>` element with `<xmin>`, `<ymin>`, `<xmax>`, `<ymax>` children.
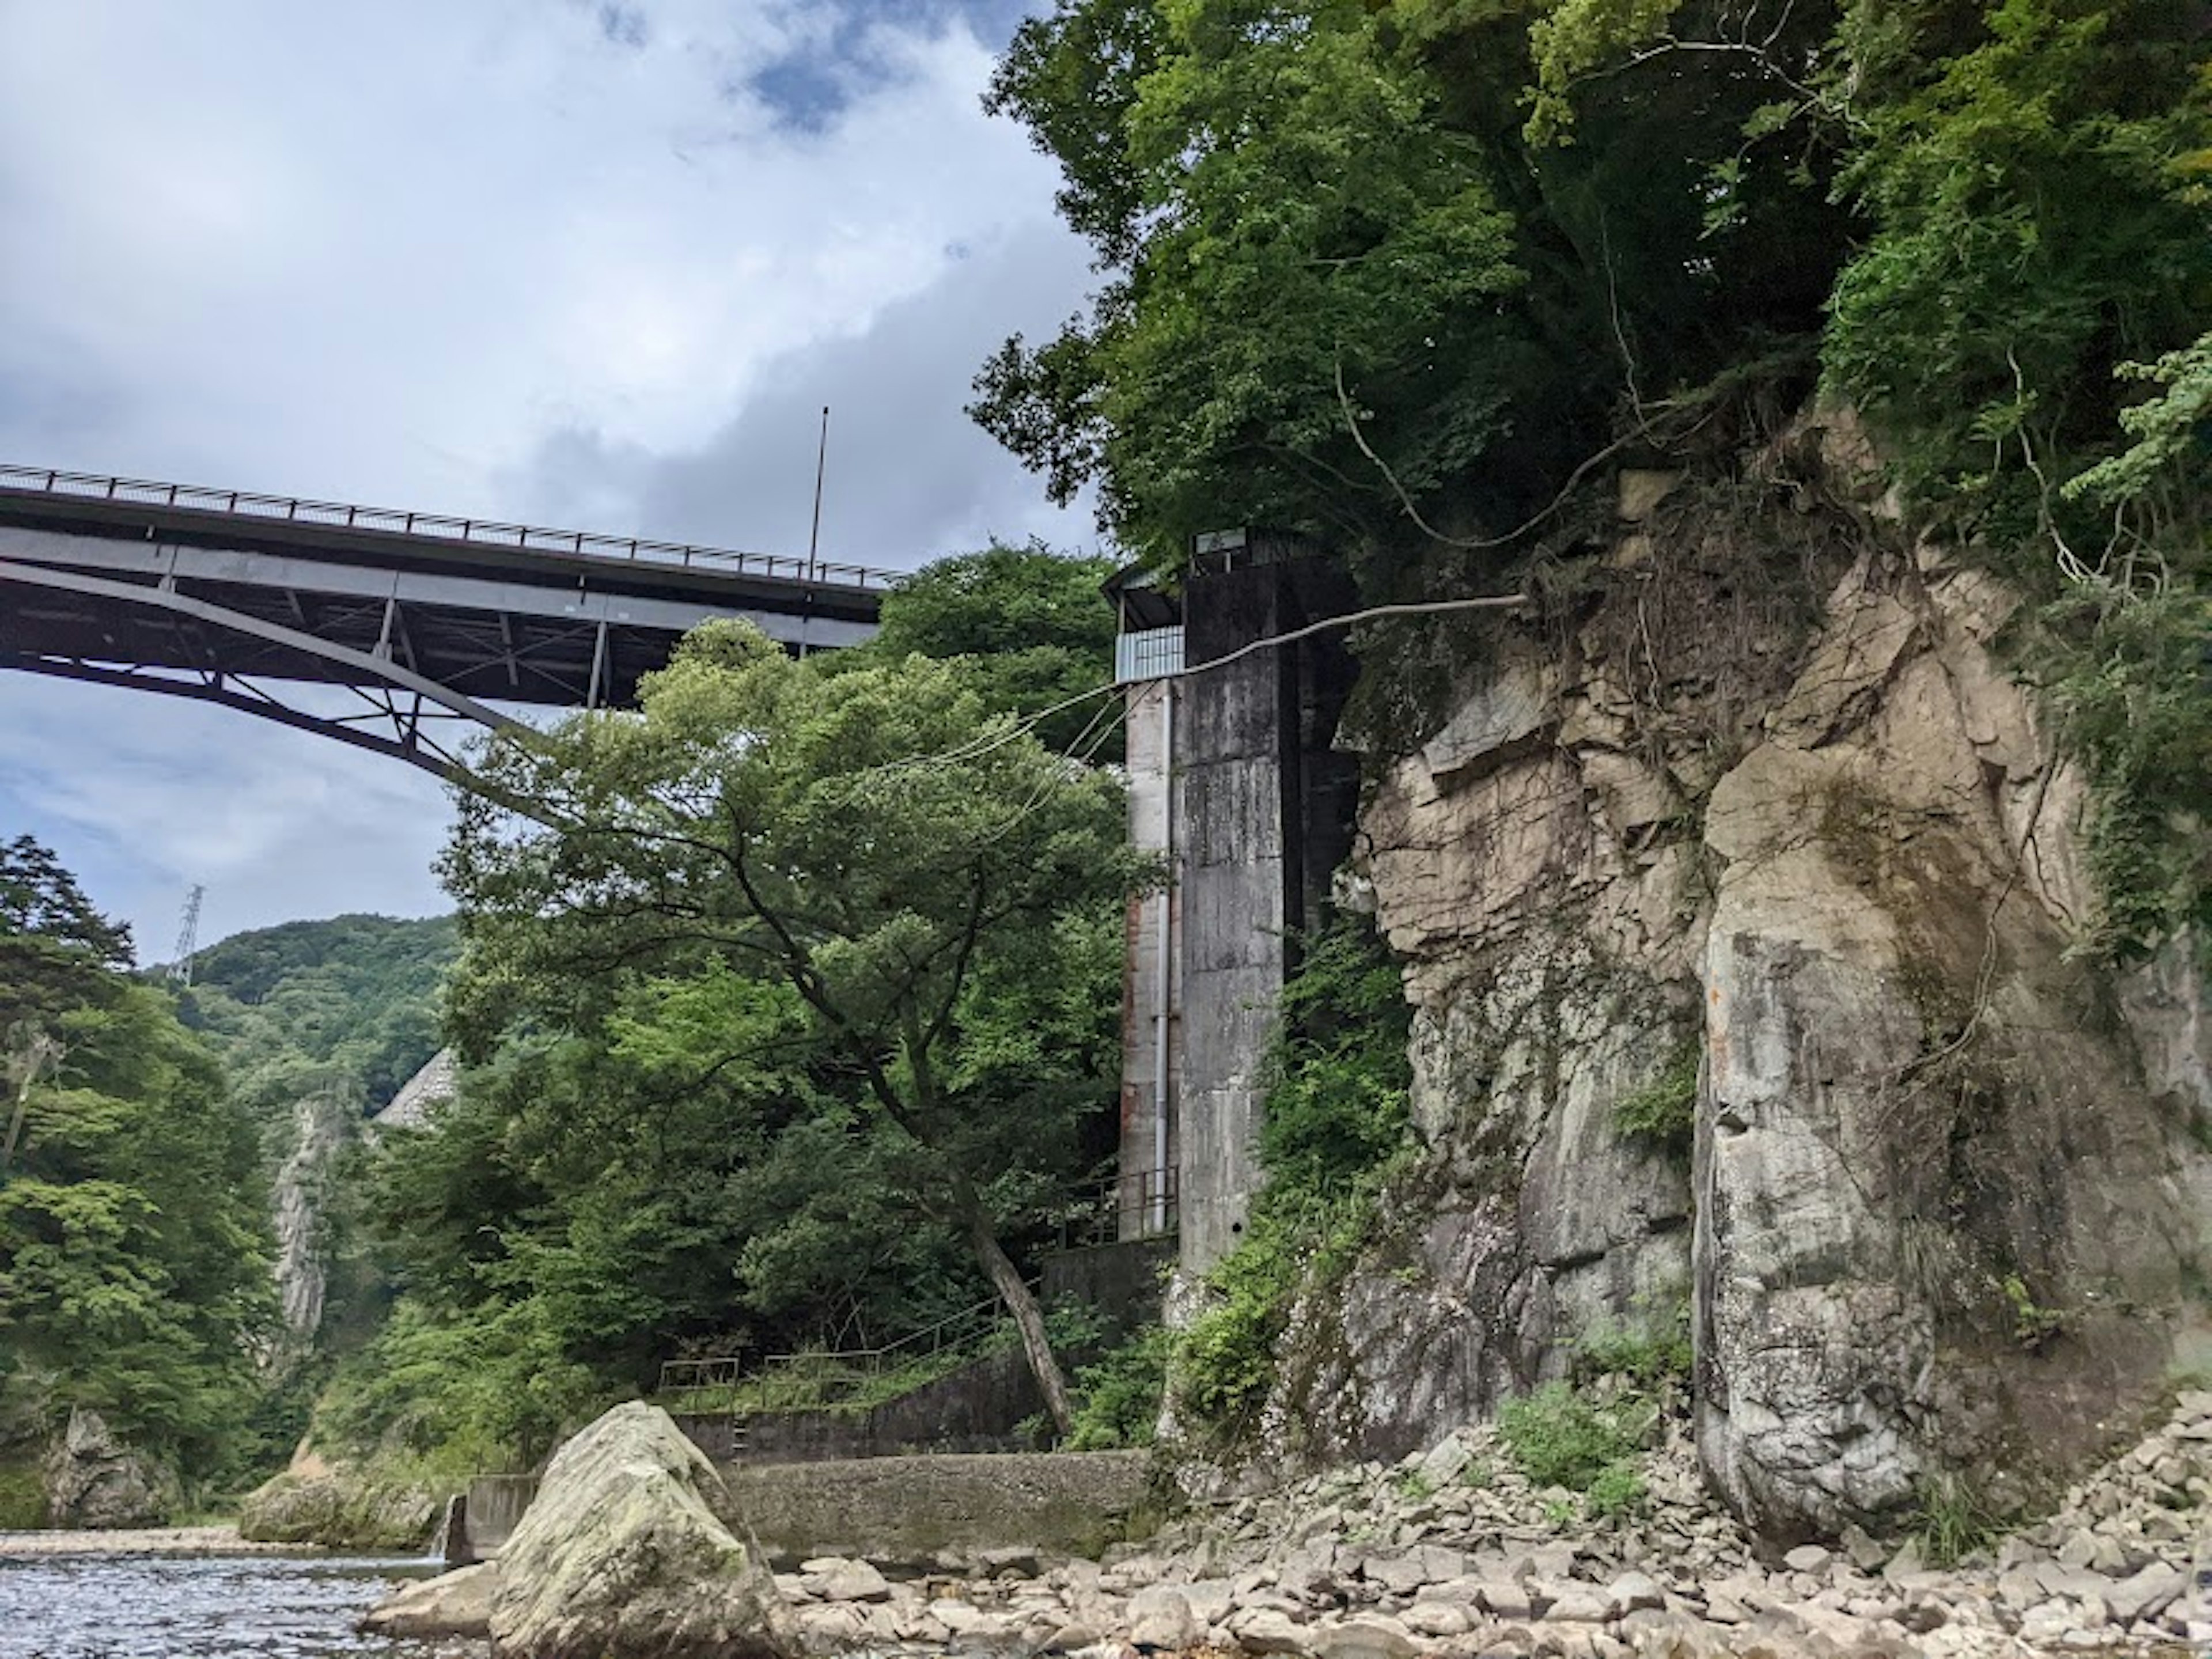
<box><xmin>0</xmin><ymin>464</ymin><xmax>893</xmax><ymax>774</ymax></box>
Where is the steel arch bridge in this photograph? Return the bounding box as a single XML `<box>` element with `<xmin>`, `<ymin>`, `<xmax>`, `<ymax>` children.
<box><xmin>0</xmin><ymin>464</ymin><xmax>890</xmax><ymax>776</ymax></box>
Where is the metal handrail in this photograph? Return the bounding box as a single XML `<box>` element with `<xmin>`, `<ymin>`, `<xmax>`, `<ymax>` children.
<box><xmin>1056</xmin><ymin>1166</ymin><xmax>1178</xmax><ymax>1248</ymax></box>
<box><xmin>655</xmin><ymin>1277</ymin><xmax>1039</xmax><ymax>1398</ymax></box>
<box><xmin>0</xmin><ymin>463</ymin><xmax>901</xmax><ymax>591</ymax></box>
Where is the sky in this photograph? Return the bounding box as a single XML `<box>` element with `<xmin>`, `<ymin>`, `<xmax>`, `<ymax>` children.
<box><xmin>0</xmin><ymin>0</ymin><xmax>1099</xmax><ymax>959</ymax></box>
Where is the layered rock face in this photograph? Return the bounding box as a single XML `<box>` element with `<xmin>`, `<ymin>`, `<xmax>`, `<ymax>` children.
<box><xmin>42</xmin><ymin>1407</ymin><xmax>173</xmax><ymax>1529</ymax></box>
<box><xmin>1272</xmin><ymin>434</ymin><xmax>2212</xmax><ymax>1538</ymax></box>
<box><xmin>269</xmin><ymin>1088</ymin><xmax>353</xmax><ymax>1345</ymax></box>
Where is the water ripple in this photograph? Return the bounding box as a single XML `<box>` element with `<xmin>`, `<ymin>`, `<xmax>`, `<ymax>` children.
<box><xmin>0</xmin><ymin>1552</ymin><xmax>459</xmax><ymax>1659</ymax></box>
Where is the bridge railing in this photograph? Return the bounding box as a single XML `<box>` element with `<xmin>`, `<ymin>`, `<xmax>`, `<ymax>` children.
<box><xmin>0</xmin><ymin>463</ymin><xmax>901</xmax><ymax>591</ymax></box>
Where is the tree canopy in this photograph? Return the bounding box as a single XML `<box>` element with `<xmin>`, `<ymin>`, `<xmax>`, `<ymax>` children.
<box><xmin>368</xmin><ymin>614</ymin><xmax>1138</xmax><ymax>1449</ymax></box>
<box><xmin>976</xmin><ymin>0</ymin><xmax>2210</xmax><ymax>584</ymax></box>
<box><xmin>0</xmin><ymin>836</ymin><xmax>275</xmax><ymax>1491</ymax></box>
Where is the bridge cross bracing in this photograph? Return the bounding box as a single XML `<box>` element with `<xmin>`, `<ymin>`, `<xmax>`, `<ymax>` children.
<box><xmin>0</xmin><ymin>464</ymin><xmax>891</xmax><ymax>775</ymax></box>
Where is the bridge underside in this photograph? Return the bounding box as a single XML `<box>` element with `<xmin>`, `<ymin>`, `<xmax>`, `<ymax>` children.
<box><xmin>0</xmin><ymin>477</ymin><xmax>884</xmax><ymax>775</ymax></box>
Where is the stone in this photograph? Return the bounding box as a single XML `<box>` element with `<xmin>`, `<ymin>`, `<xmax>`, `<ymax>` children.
<box><xmin>1404</xmin><ymin>1600</ymin><xmax>1472</xmax><ymax>1638</ymax></box>
<box><xmin>1539</xmin><ymin>1586</ymin><xmax>1612</xmax><ymax>1623</ymax></box>
<box><xmin>1228</xmin><ymin>1607</ymin><xmax>1310</xmax><ymax>1654</ymax></box>
<box><xmin>1129</xmin><ymin>1589</ymin><xmax>1199</xmax><ymax>1651</ymax></box>
<box><xmin>1478</xmin><ymin>1581</ymin><xmax>1536</xmax><ymax>1620</ymax></box>
<box><xmin>1364</xmin><ymin>1553</ymin><xmax>1430</xmax><ymax>1596</ymax></box>
<box><xmin>2101</xmin><ymin>1561</ymin><xmax>2187</xmax><ymax>1624</ymax></box>
<box><xmin>1605</xmin><ymin>1573</ymin><xmax>1665</xmax><ymax>1615</ymax></box>
<box><xmin>803</xmin><ymin>1559</ymin><xmax>890</xmax><ymax>1603</ymax></box>
<box><xmin>490</xmin><ymin>1401</ymin><xmax>794</xmax><ymax>1659</ymax></box>
<box><xmin>1418</xmin><ymin>1435</ymin><xmax>1478</xmax><ymax>1490</ymax></box>
<box><xmin>42</xmin><ymin>1408</ymin><xmax>174</xmax><ymax>1531</ymax></box>
<box><xmin>1310</xmin><ymin>1614</ymin><xmax>1418</xmax><ymax>1659</ymax></box>
<box><xmin>1782</xmin><ymin>1545</ymin><xmax>1832</xmax><ymax>1575</ymax></box>
<box><xmin>1616</xmin><ymin>470</ymin><xmax>1681</xmax><ymax>523</ymax></box>
<box><xmin>1180</xmin><ymin>1579</ymin><xmax>1238</xmax><ymax>1625</ymax></box>
<box><xmin>794</xmin><ymin>1603</ymin><xmax>872</xmax><ymax>1652</ymax></box>
<box><xmin>2017</xmin><ymin>1600</ymin><xmax>2076</xmax><ymax>1646</ymax></box>
<box><xmin>236</xmin><ymin>1468</ymin><xmax>437</xmax><ymax>1551</ymax></box>
<box><xmin>361</xmin><ymin>1562</ymin><xmax>498</xmax><ymax>1639</ymax></box>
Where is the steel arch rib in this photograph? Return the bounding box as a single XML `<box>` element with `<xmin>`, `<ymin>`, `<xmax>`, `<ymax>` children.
<box><xmin>0</xmin><ymin>652</ymin><xmax>474</xmax><ymax>779</ymax></box>
<box><xmin>0</xmin><ymin>557</ymin><xmax>522</xmax><ymax>736</ymax></box>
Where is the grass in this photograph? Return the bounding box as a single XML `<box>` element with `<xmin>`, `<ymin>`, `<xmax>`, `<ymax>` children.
<box><xmin>1496</xmin><ymin>1381</ymin><xmax>1656</xmax><ymax>1522</ymax></box>
<box><xmin>1614</xmin><ymin>1040</ymin><xmax>1699</xmax><ymax>1157</ymax></box>
<box><xmin>658</xmin><ymin>1342</ymin><xmax>983</xmax><ymax>1418</ymax></box>
<box><xmin>1912</xmin><ymin>1472</ymin><xmax>2003</xmax><ymax>1567</ymax></box>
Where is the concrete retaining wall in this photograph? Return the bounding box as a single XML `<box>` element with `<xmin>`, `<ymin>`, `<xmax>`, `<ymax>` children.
<box><xmin>675</xmin><ymin>1343</ymin><xmax>1044</xmax><ymax>1467</ymax></box>
<box><xmin>1042</xmin><ymin>1237</ymin><xmax>1173</xmax><ymax>1331</ymax></box>
<box><xmin>719</xmin><ymin>1449</ymin><xmax>1154</xmax><ymax>1563</ymax></box>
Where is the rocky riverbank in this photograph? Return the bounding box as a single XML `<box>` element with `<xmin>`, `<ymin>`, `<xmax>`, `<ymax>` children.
<box><xmin>0</xmin><ymin>1525</ymin><xmax>308</xmax><ymax>1556</ymax></box>
<box><xmin>368</xmin><ymin>1392</ymin><xmax>2212</xmax><ymax>1658</ymax></box>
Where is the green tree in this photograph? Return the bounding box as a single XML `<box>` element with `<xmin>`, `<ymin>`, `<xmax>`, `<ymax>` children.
<box><xmin>0</xmin><ymin>837</ymin><xmax>275</xmax><ymax>1487</ymax></box>
<box><xmin>855</xmin><ymin>542</ymin><xmax>1120</xmax><ymax>753</ymax></box>
<box><xmin>440</xmin><ymin>621</ymin><xmax>1138</xmax><ymax>1435</ymax></box>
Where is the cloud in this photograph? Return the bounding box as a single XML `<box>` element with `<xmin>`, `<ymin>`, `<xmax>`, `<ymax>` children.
<box><xmin>0</xmin><ymin>677</ymin><xmax>453</xmax><ymax>957</ymax></box>
<box><xmin>0</xmin><ymin>1</ymin><xmax>1093</xmax><ymax>944</ymax></box>
<box><xmin>517</xmin><ymin>215</ymin><xmax>1099</xmax><ymax>565</ymax></box>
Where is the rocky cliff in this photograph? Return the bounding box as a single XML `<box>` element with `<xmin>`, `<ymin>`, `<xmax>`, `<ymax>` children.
<box><xmin>1256</xmin><ymin>415</ymin><xmax>2212</xmax><ymax>1541</ymax></box>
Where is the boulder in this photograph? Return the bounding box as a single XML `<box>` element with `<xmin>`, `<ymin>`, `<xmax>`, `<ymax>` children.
<box><xmin>361</xmin><ymin>1563</ymin><xmax>498</xmax><ymax>1639</ymax></box>
<box><xmin>491</xmin><ymin>1400</ymin><xmax>795</xmax><ymax>1659</ymax></box>
<box><xmin>236</xmin><ymin>1468</ymin><xmax>438</xmax><ymax>1551</ymax></box>
<box><xmin>42</xmin><ymin>1408</ymin><xmax>173</xmax><ymax>1529</ymax></box>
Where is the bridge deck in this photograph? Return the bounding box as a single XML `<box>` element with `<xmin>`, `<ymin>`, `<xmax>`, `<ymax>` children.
<box><xmin>0</xmin><ymin>464</ymin><xmax>893</xmax><ymax>771</ymax></box>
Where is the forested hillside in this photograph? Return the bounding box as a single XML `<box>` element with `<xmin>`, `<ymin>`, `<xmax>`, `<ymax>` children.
<box><xmin>184</xmin><ymin>912</ymin><xmax>457</xmax><ymax>1126</ymax></box>
<box><xmin>0</xmin><ymin>838</ymin><xmax>277</xmax><ymax>1521</ymax></box>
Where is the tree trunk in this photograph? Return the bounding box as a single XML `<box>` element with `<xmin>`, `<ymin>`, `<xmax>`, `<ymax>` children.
<box><xmin>964</xmin><ymin>1205</ymin><xmax>1074</xmax><ymax>1440</ymax></box>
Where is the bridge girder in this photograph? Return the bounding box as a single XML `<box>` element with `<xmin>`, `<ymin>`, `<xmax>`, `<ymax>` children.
<box><xmin>0</xmin><ymin>464</ymin><xmax>889</xmax><ymax>771</ymax></box>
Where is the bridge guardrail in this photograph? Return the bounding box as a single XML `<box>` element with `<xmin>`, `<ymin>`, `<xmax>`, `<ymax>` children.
<box><xmin>0</xmin><ymin>463</ymin><xmax>900</xmax><ymax>592</ymax></box>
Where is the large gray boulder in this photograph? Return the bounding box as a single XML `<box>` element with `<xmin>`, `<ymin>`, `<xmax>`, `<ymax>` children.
<box><xmin>490</xmin><ymin>1400</ymin><xmax>795</xmax><ymax>1659</ymax></box>
<box><xmin>237</xmin><ymin>1468</ymin><xmax>438</xmax><ymax>1551</ymax></box>
<box><xmin>43</xmin><ymin>1407</ymin><xmax>173</xmax><ymax>1529</ymax></box>
<box><xmin>361</xmin><ymin>1562</ymin><xmax>497</xmax><ymax>1639</ymax></box>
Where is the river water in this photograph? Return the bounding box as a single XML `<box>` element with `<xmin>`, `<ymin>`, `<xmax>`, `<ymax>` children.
<box><xmin>0</xmin><ymin>1552</ymin><xmax>458</xmax><ymax>1659</ymax></box>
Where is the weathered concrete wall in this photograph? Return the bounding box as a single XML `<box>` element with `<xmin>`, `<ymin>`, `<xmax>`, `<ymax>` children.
<box><xmin>675</xmin><ymin>1344</ymin><xmax>1044</xmax><ymax>1467</ymax></box>
<box><xmin>718</xmin><ymin>1450</ymin><xmax>1154</xmax><ymax>1564</ymax></box>
<box><xmin>1118</xmin><ymin>677</ymin><xmax>1180</xmax><ymax>1236</ymax></box>
<box><xmin>1176</xmin><ymin>539</ymin><xmax>1358</xmax><ymax>1272</ymax></box>
<box><xmin>456</xmin><ymin>1474</ymin><xmax>538</xmax><ymax>1559</ymax></box>
<box><xmin>1042</xmin><ymin>1237</ymin><xmax>1175</xmax><ymax>1332</ymax></box>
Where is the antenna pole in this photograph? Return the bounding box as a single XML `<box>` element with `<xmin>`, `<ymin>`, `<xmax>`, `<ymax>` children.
<box><xmin>808</xmin><ymin>404</ymin><xmax>829</xmax><ymax>581</ymax></box>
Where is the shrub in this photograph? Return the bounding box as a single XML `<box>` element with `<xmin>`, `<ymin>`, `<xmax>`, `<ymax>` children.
<box><xmin>1573</xmin><ymin>1298</ymin><xmax>1693</xmax><ymax>1386</ymax></box>
<box><xmin>1069</xmin><ymin>1327</ymin><xmax>1170</xmax><ymax>1450</ymax></box>
<box><xmin>1496</xmin><ymin>1382</ymin><xmax>1647</xmax><ymax>1492</ymax></box>
<box><xmin>1614</xmin><ymin>1041</ymin><xmax>1699</xmax><ymax>1157</ymax></box>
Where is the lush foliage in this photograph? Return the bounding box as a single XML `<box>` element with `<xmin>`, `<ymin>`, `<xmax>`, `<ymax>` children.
<box><xmin>1171</xmin><ymin>916</ymin><xmax>1413</xmax><ymax>1441</ymax></box>
<box><xmin>0</xmin><ymin>838</ymin><xmax>277</xmax><ymax>1490</ymax></box>
<box><xmin>1495</xmin><ymin>1382</ymin><xmax>1653</xmax><ymax>1518</ymax></box>
<box><xmin>982</xmin><ymin>0</ymin><xmax>2207</xmax><ymax>567</ymax></box>
<box><xmin>185</xmin><ymin>913</ymin><xmax>456</xmax><ymax>1122</ymax></box>
<box><xmin>335</xmin><ymin>555</ymin><xmax>1138</xmax><ymax>1464</ymax></box>
<box><xmin>850</xmin><ymin>541</ymin><xmax>1121</xmax><ymax>755</ymax></box>
<box><xmin>980</xmin><ymin>0</ymin><xmax>2210</xmax><ymax>952</ymax></box>
<box><xmin>1069</xmin><ymin>1325</ymin><xmax>1171</xmax><ymax>1449</ymax></box>
<box><xmin>1612</xmin><ymin>1041</ymin><xmax>1699</xmax><ymax>1157</ymax></box>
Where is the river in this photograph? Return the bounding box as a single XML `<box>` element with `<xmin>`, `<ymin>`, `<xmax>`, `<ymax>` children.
<box><xmin>0</xmin><ymin>1550</ymin><xmax>459</xmax><ymax>1658</ymax></box>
